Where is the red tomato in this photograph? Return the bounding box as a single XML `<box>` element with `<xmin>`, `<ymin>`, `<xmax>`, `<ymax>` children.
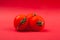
<box><xmin>26</xmin><ymin>13</ymin><xmax>37</xmax><ymax>31</ymax></box>
<box><xmin>29</xmin><ymin>16</ymin><xmax>45</xmax><ymax>31</ymax></box>
<box><xmin>14</xmin><ymin>14</ymin><xmax>28</xmax><ymax>31</ymax></box>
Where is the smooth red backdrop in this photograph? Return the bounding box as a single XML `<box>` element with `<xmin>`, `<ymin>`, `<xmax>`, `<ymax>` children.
<box><xmin>0</xmin><ymin>0</ymin><xmax>60</xmax><ymax>40</ymax></box>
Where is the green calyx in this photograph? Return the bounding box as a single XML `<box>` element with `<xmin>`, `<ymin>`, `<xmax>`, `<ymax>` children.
<box><xmin>36</xmin><ymin>21</ymin><xmax>43</xmax><ymax>26</ymax></box>
<box><xmin>20</xmin><ymin>17</ymin><xmax>26</xmax><ymax>24</ymax></box>
<box><xmin>16</xmin><ymin>17</ymin><xmax>26</xmax><ymax>31</ymax></box>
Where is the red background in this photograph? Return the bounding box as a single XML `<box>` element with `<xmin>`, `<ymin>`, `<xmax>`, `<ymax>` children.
<box><xmin>0</xmin><ymin>0</ymin><xmax>60</xmax><ymax>40</ymax></box>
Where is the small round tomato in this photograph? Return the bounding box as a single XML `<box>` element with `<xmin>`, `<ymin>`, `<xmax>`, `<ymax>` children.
<box><xmin>26</xmin><ymin>13</ymin><xmax>37</xmax><ymax>31</ymax></box>
<box><xmin>14</xmin><ymin>14</ymin><xmax>28</xmax><ymax>31</ymax></box>
<box><xmin>29</xmin><ymin>16</ymin><xmax>45</xmax><ymax>31</ymax></box>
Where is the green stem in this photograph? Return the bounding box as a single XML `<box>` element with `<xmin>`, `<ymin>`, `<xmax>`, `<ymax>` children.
<box><xmin>36</xmin><ymin>21</ymin><xmax>43</xmax><ymax>26</ymax></box>
<box><xmin>20</xmin><ymin>17</ymin><xmax>26</xmax><ymax>24</ymax></box>
<box><xmin>17</xmin><ymin>17</ymin><xmax>26</xmax><ymax>27</ymax></box>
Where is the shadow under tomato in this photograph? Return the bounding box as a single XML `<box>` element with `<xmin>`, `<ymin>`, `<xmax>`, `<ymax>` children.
<box><xmin>15</xmin><ymin>29</ymin><xmax>49</xmax><ymax>32</ymax></box>
<box><xmin>40</xmin><ymin>29</ymin><xmax>49</xmax><ymax>32</ymax></box>
<box><xmin>4</xmin><ymin>27</ymin><xmax>49</xmax><ymax>32</ymax></box>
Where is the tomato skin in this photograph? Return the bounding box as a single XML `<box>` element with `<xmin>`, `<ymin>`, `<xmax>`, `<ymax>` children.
<box><xmin>29</xmin><ymin>16</ymin><xmax>45</xmax><ymax>31</ymax></box>
<box><xmin>27</xmin><ymin>13</ymin><xmax>36</xmax><ymax>20</ymax></box>
<box><xmin>26</xmin><ymin>13</ymin><xmax>37</xmax><ymax>31</ymax></box>
<box><xmin>14</xmin><ymin>14</ymin><xmax>28</xmax><ymax>31</ymax></box>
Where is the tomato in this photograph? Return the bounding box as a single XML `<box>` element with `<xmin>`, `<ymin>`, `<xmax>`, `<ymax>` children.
<box><xmin>14</xmin><ymin>14</ymin><xmax>28</xmax><ymax>32</ymax></box>
<box><xmin>29</xmin><ymin>16</ymin><xmax>45</xmax><ymax>31</ymax></box>
<box><xmin>26</xmin><ymin>13</ymin><xmax>37</xmax><ymax>31</ymax></box>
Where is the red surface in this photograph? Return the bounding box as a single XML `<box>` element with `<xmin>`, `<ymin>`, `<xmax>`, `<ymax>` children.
<box><xmin>0</xmin><ymin>0</ymin><xmax>60</xmax><ymax>40</ymax></box>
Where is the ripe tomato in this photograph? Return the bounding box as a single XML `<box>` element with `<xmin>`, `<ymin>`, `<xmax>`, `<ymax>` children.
<box><xmin>14</xmin><ymin>14</ymin><xmax>28</xmax><ymax>31</ymax></box>
<box><xmin>26</xmin><ymin>13</ymin><xmax>37</xmax><ymax>31</ymax></box>
<box><xmin>29</xmin><ymin>16</ymin><xmax>45</xmax><ymax>31</ymax></box>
